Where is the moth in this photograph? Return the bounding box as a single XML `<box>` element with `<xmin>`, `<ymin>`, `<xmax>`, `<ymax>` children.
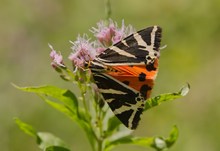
<box><xmin>88</xmin><ymin>26</ymin><xmax>162</xmax><ymax>129</ymax></box>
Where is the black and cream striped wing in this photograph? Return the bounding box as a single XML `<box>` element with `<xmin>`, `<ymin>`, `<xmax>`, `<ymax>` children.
<box><xmin>92</xmin><ymin>72</ymin><xmax>145</xmax><ymax>129</ymax></box>
<box><xmin>97</xmin><ymin>26</ymin><xmax>162</xmax><ymax>66</ymax></box>
<box><xmin>90</xmin><ymin>26</ymin><xmax>162</xmax><ymax>129</ymax></box>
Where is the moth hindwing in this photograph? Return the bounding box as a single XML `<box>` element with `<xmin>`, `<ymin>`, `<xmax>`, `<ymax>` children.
<box><xmin>89</xmin><ymin>26</ymin><xmax>162</xmax><ymax>129</ymax></box>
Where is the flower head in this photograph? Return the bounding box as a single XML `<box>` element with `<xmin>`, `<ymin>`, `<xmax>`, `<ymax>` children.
<box><xmin>69</xmin><ymin>35</ymin><xmax>97</xmax><ymax>68</ymax></box>
<box><xmin>90</xmin><ymin>19</ymin><xmax>136</xmax><ymax>47</ymax></box>
<box><xmin>49</xmin><ymin>44</ymin><xmax>65</xmax><ymax>68</ymax></box>
<box><xmin>112</xmin><ymin>20</ymin><xmax>136</xmax><ymax>44</ymax></box>
<box><xmin>90</xmin><ymin>20</ymin><xmax>113</xmax><ymax>47</ymax></box>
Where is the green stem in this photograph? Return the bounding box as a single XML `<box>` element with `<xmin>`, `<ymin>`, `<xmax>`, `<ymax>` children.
<box><xmin>81</xmin><ymin>91</ymin><xmax>89</xmax><ymax>112</ymax></box>
<box><xmin>99</xmin><ymin>109</ymin><xmax>103</xmax><ymax>147</ymax></box>
<box><xmin>92</xmin><ymin>90</ymin><xmax>105</xmax><ymax>151</ymax></box>
<box><xmin>77</xmin><ymin>70</ymin><xmax>90</xmax><ymax>116</ymax></box>
<box><xmin>105</xmin><ymin>0</ymin><xmax>111</xmax><ymax>19</ymax></box>
<box><xmin>97</xmin><ymin>138</ymin><xmax>103</xmax><ymax>151</ymax></box>
<box><xmin>97</xmin><ymin>110</ymin><xmax>104</xmax><ymax>151</ymax></box>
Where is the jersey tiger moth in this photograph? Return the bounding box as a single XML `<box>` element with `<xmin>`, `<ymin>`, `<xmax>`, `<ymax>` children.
<box><xmin>88</xmin><ymin>26</ymin><xmax>162</xmax><ymax>129</ymax></box>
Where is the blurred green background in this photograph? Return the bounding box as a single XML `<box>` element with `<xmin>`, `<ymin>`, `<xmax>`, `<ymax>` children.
<box><xmin>1</xmin><ymin>0</ymin><xmax>220</xmax><ymax>150</ymax></box>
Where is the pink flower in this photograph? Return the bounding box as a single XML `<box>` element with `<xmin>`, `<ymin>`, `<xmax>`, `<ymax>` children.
<box><xmin>90</xmin><ymin>20</ymin><xmax>113</xmax><ymax>47</ymax></box>
<box><xmin>69</xmin><ymin>35</ymin><xmax>97</xmax><ymax>68</ymax></box>
<box><xmin>112</xmin><ymin>21</ymin><xmax>136</xmax><ymax>44</ymax></box>
<box><xmin>91</xmin><ymin>19</ymin><xmax>136</xmax><ymax>47</ymax></box>
<box><xmin>49</xmin><ymin>44</ymin><xmax>65</xmax><ymax>68</ymax></box>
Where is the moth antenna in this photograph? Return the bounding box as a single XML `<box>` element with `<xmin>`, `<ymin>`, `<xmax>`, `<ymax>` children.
<box><xmin>160</xmin><ymin>45</ymin><xmax>167</xmax><ymax>50</ymax></box>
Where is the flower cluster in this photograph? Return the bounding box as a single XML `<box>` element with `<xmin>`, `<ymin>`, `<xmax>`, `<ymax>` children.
<box><xmin>49</xmin><ymin>19</ymin><xmax>136</xmax><ymax>69</ymax></box>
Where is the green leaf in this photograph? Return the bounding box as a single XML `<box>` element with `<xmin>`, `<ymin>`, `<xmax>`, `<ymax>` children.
<box><xmin>38</xmin><ymin>132</ymin><xmax>69</xmax><ymax>150</ymax></box>
<box><xmin>39</xmin><ymin>95</ymin><xmax>91</xmax><ymax>130</ymax></box>
<box><xmin>45</xmin><ymin>146</ymin><xmax>71</xmax><ymax>151</ymax></box>
<box><xmin>14</xmin><ymin>118</ymin><xmax>39</xmax><ymax>140</ymax></box>
<box><xmin>14</xmin><ymin>84</ymin><xmax>96</xmax><ymax>150</ymax></box>
<box><xmin>164</xmin><ymin>125</ymin><xmax>179</xmax><ymax>148</ymax></box>
<box><xmin>15</xmin><ymin>118</ymin><xmax>70</xmax><ymax>150</ymax></box>
<box><xmin>104</xmin><ymin>129</ymin><xmax>133</xmax><ymax>151</ymax></box>
<box><xmin>105</xmin><ymin>135</ymin><xmax>154</xmax><ymax>151</ymax></box>
<box><xmin>41</xmin><ymin>95</ymin><xmax>96</xmax><ymax>150</ymax></box>
<box><xmin>104</xmin><ymin>125</ymin><xmax>179</xmax><ymax>151</ymax></box>
<box><xmin>152</xmin><ymin>125</ymin><xmax>179</xmax><ymax>150</ymax></box>
<box><xmin>13</xmin><ymin>84</ymin><xmax>90</xmax><ymax>126</ymax></box>
<box><xmin>145</xmin><ymin>83</ymin><xmax>190</xmax><ymax>111</ymax></box>
<box><xmin>38</xmin><ymin>94</ymin><xmax>96</xmax><ymax>147</ymax></box>
<box><xmin>39</xmin><ymin>95</ymin><xmax>78</xmax><ymax>121</ymax></box>
<box><xmin>13</xmin><ymin>85</ymin><xmax>78</xmax><ymax>114</ymax></box>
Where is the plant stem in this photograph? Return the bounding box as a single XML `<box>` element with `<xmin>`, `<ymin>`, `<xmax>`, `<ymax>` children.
<box><xmin>98</xmin><ymin>111</ymin><xmax>103</xmax><ymax>151</ymax></box>
<box><xmin>95</xmin><ymin>94</ymin><xmax>105</xmax><ymax>151</ymax></box>
<box><xmin>105</xmin><ymin>0</ymin><xmax>111</xmax><ymax>19</ymax></box>
<box><xmin>97</xmin><ymin>137</ymin><xmax>103</xmax><ymax>151</ymax></box>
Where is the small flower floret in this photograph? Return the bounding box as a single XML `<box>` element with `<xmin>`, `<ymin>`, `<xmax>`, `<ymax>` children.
<box><xmin>49</xmin><ymin>44</ymin><xmax>65</xmax><ymax>68</ymax></box>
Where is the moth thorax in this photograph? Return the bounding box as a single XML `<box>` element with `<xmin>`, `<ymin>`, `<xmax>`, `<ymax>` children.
<box><xmin>146</xmin><ymin>51</ymin><xmax>160</xmax><ymax>64</ymax></box>
<box><xmin>135</xmin><ymin>93</ymin><xmax>145</xmax><ymax>102</ymax></box>
<box><xmin>135</xmin><ymin>93</ymin><xmax>145</xmax><ymax>108</ymax></box>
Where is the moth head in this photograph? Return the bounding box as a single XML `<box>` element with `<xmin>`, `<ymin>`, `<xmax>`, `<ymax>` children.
<box><xmin>146</xmin><ymin>51</ymin><xmax>160</xmax><ymax>64</ymax></box>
